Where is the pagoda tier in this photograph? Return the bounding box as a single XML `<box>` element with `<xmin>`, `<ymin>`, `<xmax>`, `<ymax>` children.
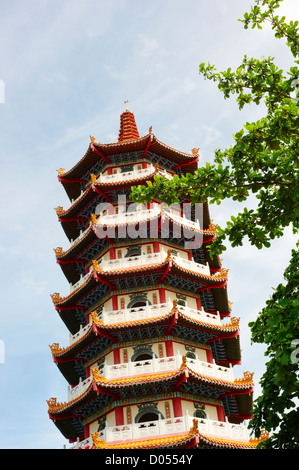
<box><xmin>48</xmin><ymin>110</ymin><xmax>263</xmax><ymax>450</ymax></box>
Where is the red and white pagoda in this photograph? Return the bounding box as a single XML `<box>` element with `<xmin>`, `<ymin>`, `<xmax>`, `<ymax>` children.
<box><xmin>47</xmin><ymin>109</ymin><xmax>267</xmax><ymax>449</ymax></box>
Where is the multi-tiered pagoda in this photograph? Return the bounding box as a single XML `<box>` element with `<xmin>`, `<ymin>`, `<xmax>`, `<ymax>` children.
<box><xmin>47</xmin><ymin>109</ymin><xmax>267</xmax><ymax>450</ymax></box>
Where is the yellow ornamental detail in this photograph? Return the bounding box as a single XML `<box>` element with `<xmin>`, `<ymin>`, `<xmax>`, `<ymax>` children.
<box><xmin>49</xmin><ymin>343</ymin><xmax>64</xmax><ymax>355</ymax></box>
<box><xmin>56</xmin><ymin>168</ymin><xmax>65</xmax><ymax>175</ymax></box>
<box><xmin>50</xmin><ymin>292</ymin><xmax>63</xmax><ymax>304</ymax></box>
<box><xmin>230</xmin><ymin>317</ymin><xmax>240</xmax><ymax>327</ymax></box>
<box><xmin>91</xmin><ymin>311</ymin><xmax>103</xmax><ymax>325</ymax></box>
<box><xmin>91</xmin><ymin>213</ymin><xmax>98</xmax><ymax>225</ymax></box>
<box><xmin>46</xmin><ymin>397</ymin><xmax>67</xmax><ymax>411</ymax></box>
<box><xmin>90</xmin><ymin>173</ymin><xmax>98</xmax><ymax>184</ymax></box>
<box><xmin>213</xmin><ymin>268</ymin><xmax>229</xmax><ymax>279</ymax></box>
<box><xmin>249</xmin><ymin>429</ymin><xmax>269</xmax><ymax>445</ymax></box>
<box><xmin>235</xmin><ymin>371</ymin><xmax>254</xmax><ymax>385</ymax></box>
<box><xmin>90</xmin><ymin>136</ymin><xmax>96</xmax><ymax>143</ymax></box>
<box><xmin>54</xmin><ymin>206</ymin><xmax>65</xmax><ymax>216</ymax></box>
<box><xmin>192</xmin><ymin>148</ymin><xmax>199</xmax><ymax>155</ymax></box>
<box><xmin>91</xmin><ymin>431</ymin><xmax>107</xmax><ymax>449</ymax></box>
<box><xmin>92</xmin><ymin>367</ymin><xmax>107</xmax><ymax>382</ymax></box>
<box><xmin>171</xmin><ymin>299</ymin><xmax>178</xmax><ymax>313</ymax></box>
<box><xmin>189</xmin><ymin>418</ymin><xmax>199</xmax><ymax>435</ymax></box>
<box><xmin>92</xmin><ymin>259</ymin><xmax>102</xmax><ymax>272</ymax></box>
<box><xmin>53</xmin><ymin>247</ymin><xmax>64</xmax><ymax>257</ymax></box>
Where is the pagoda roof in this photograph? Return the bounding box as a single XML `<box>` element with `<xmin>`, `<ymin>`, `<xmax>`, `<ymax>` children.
<box><xmin>50</xmin><ymin>310</ymin><xmax>241</xmax><ymax>385</ymax></box>
<box><xmin>54</xmin><ymin>213</ymin><xmax>218</xmax><ymax>285</ymax></box>
<box><xmin>51</xmin><ymin>252</ymin><xmax>230</xmax><ymax>333</ymax></box>
<box><xmin>90</xmin><ymin>428</ymin><xmax>265</xmax><ymax>450</ymax></box>
<box><xmin>47</xmin><ymin>362</ymin><xmax>254</xmax><ymax>440</ymax></box>
<box><xmin>57</xmin><ymin>110</ymin><xmax>199</xmax><ymax>201</ymax></box>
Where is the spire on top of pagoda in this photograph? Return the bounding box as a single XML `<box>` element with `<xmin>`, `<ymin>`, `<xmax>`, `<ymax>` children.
<box><xmin>118</xmin><ymin>109</ymin><xmax>140</xmax><ymax>142</ymax></box>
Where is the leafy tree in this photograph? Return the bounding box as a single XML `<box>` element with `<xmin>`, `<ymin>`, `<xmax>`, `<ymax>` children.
<box><xmin>131</xmin><ymin>0</ymin><xmax>299</xmax><ymax>447</ymax></box>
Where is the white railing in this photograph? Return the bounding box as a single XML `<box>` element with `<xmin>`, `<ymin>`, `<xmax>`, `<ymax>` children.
<box><xmin>97</xmin><ymin>165</ymin><xmax>172</xmax><ymax>184</ymax></box>
<box><xmin>67</xmin><ymin>302</ymin><xmax>221</xmax><ymax>346</ymax></box>
<box><xmin>101</xmin><ymin>301</ymin><xmax>221</xmax><ymax>326</ymax></box>
<box><xmin>68</xmin><ymin>376</ymin><xmax>92</xmax><ymax>402</ymax></box>
<box><xmin>97</xmin><ymin>205</ymin><xmax>160</xmax><ymax>226</ymax></box>
<box><xmin>70</xmin><ymin>272</ymin><xmax>91</xmax><ymax>293</ymax></box>
<box><xmin>97</xmin><ymin>248</ymin><xmax>210</xmax><ymax>276</ymax></box>
<box><xmin>99</xmin><ymin>353</ymin><xmax>234</xmax><ymax>383</ymax></box>
<box><xmin>164</xmin><ymin>207</ymin><xmax>201</xmax><ymax>230</ymax></box>
<box><xmin>71</xmin><ymin>413</ymin><xmax>250</xmax><ymax>448</ymax></box>
<box><xmin>66</xmin><ymin>354</ymin><xmax>234</xmax><ymax>404</ymax></box>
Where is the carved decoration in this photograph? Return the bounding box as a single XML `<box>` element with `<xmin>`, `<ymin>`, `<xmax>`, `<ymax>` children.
<box><xmin>91</xmin><ymin>431</ymin><xmax>106</xmax><ymax>449</ymax></box>
<box><xmin>91</xmin><ymin>213</ymin><xmax>98</xmax><ymax>225</ymax></box>
<box><xmin>50</xmin><ymin>292</ymin><xmax>63</xmax><ymax>304</ymax></box>
<box><xmin>249</xmin><ymin>429</ymin><xmax>269</xmax><ymax>444</ymax></box>
<box><xmin>189</xmin><ymin>418</ymin><xmax>199</xmax><ymax>435</ymax></box>
<box><xmin>49</xmin><ymin>343</ymin><xmax>64</xmax><ymax>355</ymax></box>
<box><xmin>90</xmin><ymin>136</ymin><xmax>96</xmax><ymax>143</ymax></box>
<box><xmin>234</xmin><ymin>371</ymin><xmax>254</xmax><ymax>384</ymax></box>
<box><xmin>90</xmin><ymin>173</ymin><xmax>98</xmax><ymax>184</ymax></box>
<box><xmin>54</xmin><ymin>206</ymin><xmax>65</xmax><ymax>216</ymax></box>
<box><xmin>53</xmin><ymin>247</ymin><xmax>64</xmax><ymax>257</ymax></box>
<box><xmin>56</xmin><ymin>168</ymin><xmax>65</xmax><ymax>175</ymax></box>
<box><xmin>191</xmin><ymin>148</ymin><xmax>199</xmax><ymax>155</ymax></box>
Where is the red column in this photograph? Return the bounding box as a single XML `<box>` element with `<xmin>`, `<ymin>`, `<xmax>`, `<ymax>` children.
<box><xmin>165</xmin><ymin>340</ymin><xmax>173</xmax><ymax>357</ymax></box>
<box><xmin>113</xmin><ymin>348</ymin><xmax>121</xmax><ymax>365</ymax></box>
<box><xmin>173</xmin><ymin>397</ymin><xmax>183</xmax><ymax>417</ymax></box>
<box><xmin>112</xmin><ymin>295</ymin><xmax>118</xmax><ymax>310</ymax></box>
<box><xmin>159</xmin><ymin>287</ymin><xmax>166</xmax><ymax>304</ymax></box>
<box><xmin>216</xmin><ymin>405</ymin><xmax>225</xmax><ymax>422</ymax></box>
<box><xmin>206</xmin><ymin>349</ymin><xmax>213</xmax><ymax>364</ymax></box>
<box><xmin>115</xmin><ymin>406</ymin><xmax>124</xmax><ymax>425</ymax></box>
<box><xmin>110</xmin><ymin>247</ymin><xmax>116</xmax><ymax>260</ymax></box>
<box><xmin>153</xmin><ymin>241</ymin><xmax>160</xmax><ymax>253</ymax></box>
<box><xmin>196</xmin><ymin>297</ymin><xmax>202</xmax><ymax>310</ymax></box>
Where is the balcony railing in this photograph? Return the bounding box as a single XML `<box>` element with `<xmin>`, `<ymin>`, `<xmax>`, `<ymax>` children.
<box><xmin>71</xmin><ymin>412</ymin><xmax>250</xmax><ymax>448</ymax></box>
<box><xmin>97</xmin><ymin>165</ymin><xmax>172</xmax><ymax>184</ymax></box>
<box><xmin>100</xmin><ymin>301</ymin><xmax>221</xmax><ymax>326</ymax></box>
<box><xmin>97</xmin><ymin>249</ymin><xmax>210</xmax><ymax>276</ymax></box>
<box><xmin>99</xmin><ymin>353</ymin><xmax>234</xmax><ymax>383</ymax></box>
<box><xmin>67</xmin><ymin>353</ymin><xmax>233</xmax><ymax>402</ymax></box>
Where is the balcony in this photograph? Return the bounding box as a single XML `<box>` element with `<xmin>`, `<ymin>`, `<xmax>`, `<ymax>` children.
<box><xmin>97</xmin><ymin>165</ymin><xmax>172</xmax><ymax>185</ymax></box>
<box><xmin>71</xmin><ymin>413</ymin><xmax>250</xmax><ymax>448</ymax></box>
<box><xmin>67</xmin><ymin>353</ymin><xmax>233</xmax><ymax>402</ymax></box>
<box><xmin>100</xmin><ymin>300</ymin><xmax>221</xmax><ymax>326</ymax></box>
<box><xmin>97</xmin><ymin>249</ymin><xmax>210</xmax><ymax>276</ymax></box>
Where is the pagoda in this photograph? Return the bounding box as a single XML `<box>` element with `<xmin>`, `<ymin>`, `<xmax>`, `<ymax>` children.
<box><xmin>47</xmin><ymin>109</ymin><xmax>267</xmax><ymax>450</ymax></box>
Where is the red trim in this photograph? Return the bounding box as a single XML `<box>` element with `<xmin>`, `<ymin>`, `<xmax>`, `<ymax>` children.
<box><xmin>113</xmin><ymin>348</ymin><xmax>121</xmax><ymax>365</ymax></box>
<box><xmin>143</xmin><ymin>134</ymin><xmax>153</xmax><ymax>158</ymax></box>
<box><xmin>92</xmin><ymin>184</ymin><xmax>113</xmax><ymax>203</ymax></box>
<box><xmin>173</xmin><ymin>156</ymin><xmax>199</xmax><ymax>170</ymax></box>
<box><xmin>115</xmin><ymin>406</ymin><xmax>124</xmax><ymax>425</ymax></box>
<box><xmin>166</xmin><ymin>311</ymin><xmax>178</xmax><ymax>335</ymax></box>
<box><xmin>172</xmin><ymin>397</ymin><xmax>182</xmax><ymax>417</ymax></box>
<box><xmin>90</xmin><ymin>143</ymin><xmax>110</xmax><ymax>163</ymax></box>
<box><xmin>165</xmin><ymin>340</ymin><xmax>173</xmax><ymax>357</ymax></box>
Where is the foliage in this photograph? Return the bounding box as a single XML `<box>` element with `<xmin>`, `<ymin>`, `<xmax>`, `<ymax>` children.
<box><xmin>248</xmin><ymin>244</ymin><xmax>299</xmax><ymax>448</ymax></box>
<box><xmin>131</xmin><ymin>0</ymin><xmax>299</xmax><ymax>447</ymax></box>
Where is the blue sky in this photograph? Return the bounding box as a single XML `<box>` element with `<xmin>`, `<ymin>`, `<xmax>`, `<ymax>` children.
<box><xmin>0</xmin><ymin>0</ymin><xmax>298</xmax><ymax>449</ymax></box>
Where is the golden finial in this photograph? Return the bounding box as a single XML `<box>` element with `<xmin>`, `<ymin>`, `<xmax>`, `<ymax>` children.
<box><xmin>207</xmin><ymin>219</ymin><xmax>218</xmax><ymax>232</ymax></box>
<box><xmin>56</xmin><ymin>168</ymin><xmax>65</xmax><ymax>175</ymax></box>
<box><xmin>46</xmin><ymin>397</ymin><xmax>66</xmax><ymax>411</ymax></box>
<box><xmin>149</xmin><ymin>126</ymin><xmax>152</xmax><ymax>133</ymax></box>
<box><xmin>90</xmin><ymin>173</ymin><xmax>98</xmax><ymax>184</ymax></box>
<box><xmin>50</xmin><ymin>293</ymin><xmax>63</xmax><ymax>304</ymax></box>
<box><xmin>49</xmin><ymin>343</ymin><xmax>64</xmax><ymax>355</ymax></box>
<box><xmin>54</xmin><ymin>206</ymin><xmax>65</xmax><ymax>216</ymax></box>
<box><xmin>92</xmin><ymin>367</ymin><xmax>107</xmax><ymax>382</ymax></box>
<box><xmin>171</xmin><ymin>299</ymin><xmax>178</xmax><ymax>313</ymax></box>
<box><xmin>92</xmin><ymin>259</ymin><xmax>102</xmax><ymax>272</ymax></box>
<box><xmin>213</xmin><ymin>268</ymin><xmax>229</xmax><ymax>279</ymax></box>
<box><xmin>249</xmin><ymin>429</ymin><xmax>269</xmax><ymax>445</ymax></box>
<box><xmin>180</xmin><ymin>355</ymin><xmax>187</xmax><ymax>371</ymax></box>
<box><xmin>189</xmin><ymin>418</ymin><xmax>199</xmax><ymax>435</ymax></box>
<box><xmin>154</xmin><ymin>162</ymin><xmax>159</xmax><ymax>173</ymax></box>
<box><xmin>230</xmin><ymin>317</ymin><xmax>240</xmax><ymax>327</ymax></box>
<box><xmin>91</xmin><ymin>213</ymin><xmax>98</xmax><ymax>225</ymax></box>
<box><xmin>91</xmin><ymin>311</ymin><xmax>103</xmax><ymax>325</ymax></box>
<box><xmin>53</xmin><ymin>247</ymin><xmax>64</xmax><ymax>257</ymax></box>
<box><xmin>191</xmin><ymin>148</ymin><xmax>199</xmax><ymax>155</ymax></box>
<box><xmin>91</xmin><ymin>432</ymin><xmax>107</xmax><ymax>449</ymax></box>
<box><xmin>228</xmin><ymin>300</ymin><xmax>233</xmax><ymax>311</ymax></box>
<box><xmin>234</xmin><ymin>371</ymin><xmax>254</xmax><ymax>384</ymax></box>
<box><xmin>165</xmin><ymin>249</ymin><xmax>172</xmax><ymax>262</ymax></box>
